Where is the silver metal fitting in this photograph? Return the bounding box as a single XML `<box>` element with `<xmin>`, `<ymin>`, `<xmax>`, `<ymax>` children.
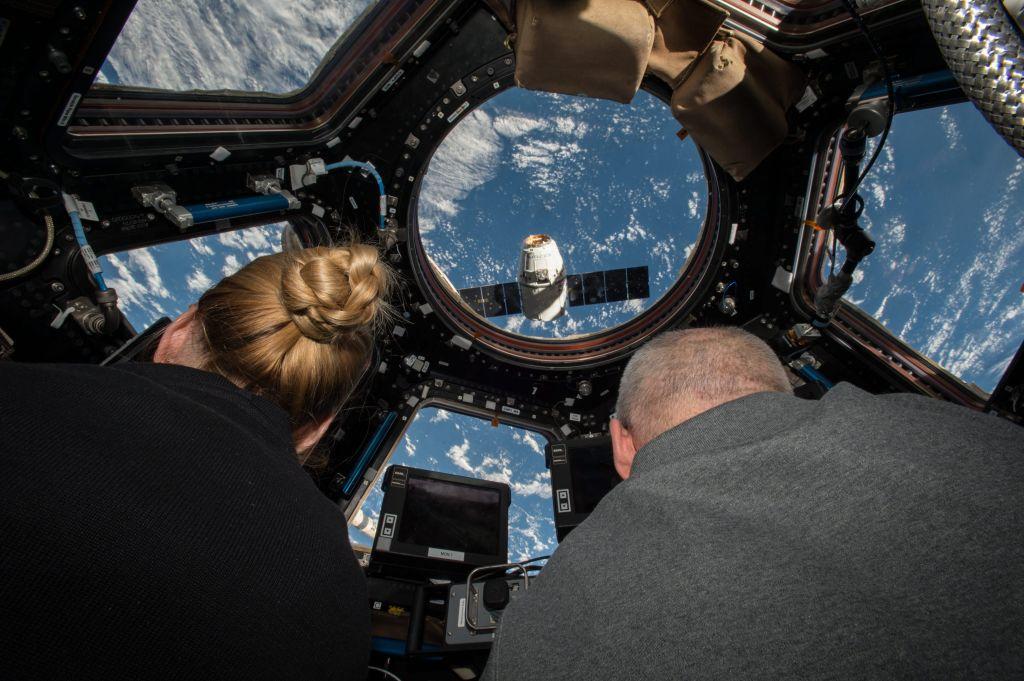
<box><xmin>247</xmin><ymin>174</ymin><xmax>301</xmax><ymax>210</ymax></box>
<box><xmin>247</xmin><ymin>174</ymin><xmax>283</xmax><ymax>195</ymax></box>
<box><xmin>132</xmin><ymin>184</ymin><xmax>193</xmax><ymax>229</ymax></box>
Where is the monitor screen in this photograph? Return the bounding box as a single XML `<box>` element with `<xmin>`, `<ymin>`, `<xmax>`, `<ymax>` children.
<box><xmin>395</xmin><ymin>475</ymin><xmax>503</xmax><ymax>556</ymax></box>
<box><xmin>569</xmin><ymin>443</ymin><xmax>620</xmax><ymax>515</ymax></box>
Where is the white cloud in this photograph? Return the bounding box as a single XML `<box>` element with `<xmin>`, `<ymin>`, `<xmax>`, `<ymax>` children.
<box><xmin>518</xmin><ymin>432</ymin><xmax>545</xmax><ymax>457</ymax></box>
<box><xmin>429</xmin><ymin>409</ymin><xmax>451</xmax><ymax>424</ymax></box>
<box><xmin>99</xmin><ymin>0</ymin><xmax>376</xmax><ymax>94</ymax></box>
<box><xmin>221</xmin><ymin>254</ymin><xmax>242</xmax><ymax>277</ymax></box>
<box><xmin>511</xmin><ymin>137</ymin><xmax>582</xmax><ymax>194</ymax></box>
<box><xmin>493</xmin><ymin>114</ymin><xmax>547</xmax><ymax>138</ymax></box>
<box><xmin>512</xmin><ymin>471</ymin><xmax>552</xmax><ymax>498</ymax></box>
<box><xmin>688</xmin><ymin>191</ymin><xmax>701</xmax><ymax>219</ymax></box>
<box><xmin>419</xmin><ymin>109</ymin><xmax>502</xmax><ymax>229</ymax></box>
<box><xmin>190</xmin><ymin>239</ymin><xmax>214</xmax><ymax>256</ymax></box>
<box><xmin>186</xmin><ymin>268</ymin><xmax>213</xmax><ymax>293</ymax></box>
<box><xmin>129</xmin><ymin>249</ymin><xmax>169</xmax><ymax>298</ymax></box>
<box><xmin>218</xmin><ymin>226</ymin><xmax>276</xmax><ymax>252</ymax></box>
<box><xmin>938</xmin><ymin>107</ymin><xmax>962</xmax><ymax>150</ymax></box>
<box><xmin>446</xmin><ymin>439</ymin><xmax>473</xmax><ymax>473</ymax></box>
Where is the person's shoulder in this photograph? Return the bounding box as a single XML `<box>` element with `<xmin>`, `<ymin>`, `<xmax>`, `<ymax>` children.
<box><xmin>823</xmin><ymin>382</ymin><xmax>1022</xmax><ymax>449</ymax></box>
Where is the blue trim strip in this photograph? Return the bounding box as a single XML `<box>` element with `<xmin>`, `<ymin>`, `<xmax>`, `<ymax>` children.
<box><xmin>343</xmin><ymin>411</ymin><xmax>398</xmax><ymax>496</ymax></box>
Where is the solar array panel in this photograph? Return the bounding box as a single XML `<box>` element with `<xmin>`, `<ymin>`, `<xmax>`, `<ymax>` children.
<box><xmin>458</xmin><ymin>266</ymin><xmax>650</xmax><ymax>318</ymax></box>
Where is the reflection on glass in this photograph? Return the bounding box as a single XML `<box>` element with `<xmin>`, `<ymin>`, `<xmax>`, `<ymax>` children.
<box><xmin>349</xmin><ymin>408</ymin><xmax>557</xmax><ymax>562</ymax></box>
<box><xmin>96</xmin><ymin>0</ymin><xmax>377</xmax><ymax>94</ymax></box>
<box><xmin>100</xmin><ymin>223</ymin><xmax>282</xmax><ymax>330</ymax></box>
<box><xmin>829</xmin><ymin>102</ymin><xmax>1024</xmax><ymax>393</ymax></box>
<box><xmin>419</xmin><ymin>88</ymin><xmax>707</xmax><ymax>339</ymax></box>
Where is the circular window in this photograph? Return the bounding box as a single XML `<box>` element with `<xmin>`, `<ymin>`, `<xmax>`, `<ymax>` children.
<box><xmin>417</xmin><ymin>88</ymin><xmax>709</xmax><ymax>341</ymax></box>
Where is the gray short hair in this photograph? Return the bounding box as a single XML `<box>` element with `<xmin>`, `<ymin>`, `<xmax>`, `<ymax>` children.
<box><xmin>615</xmin><ymin>327</ymin><xmax>791</xmax><ymax>445</ymax></box>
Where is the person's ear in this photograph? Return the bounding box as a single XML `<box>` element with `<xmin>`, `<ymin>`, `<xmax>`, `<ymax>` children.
<box><xmin>153</xmin><ymin>306</ymin><xmax>199</xmax><ymax>365</ymax></box>
<box><xmin>610</xmin><ymin>417</ymin><xmax>638</xmax><ymax>480</ymax></box>
<box><xmin>294</xmin><ymin>414</ymin><xmax>335</xmax><ymax>460</ymax></box>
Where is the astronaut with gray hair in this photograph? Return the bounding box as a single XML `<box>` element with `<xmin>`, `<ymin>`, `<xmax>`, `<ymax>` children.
<box><xmin>483</xmin><ymin>327</ymin><xmax>1024</xmax><ymax>681</ymax></box>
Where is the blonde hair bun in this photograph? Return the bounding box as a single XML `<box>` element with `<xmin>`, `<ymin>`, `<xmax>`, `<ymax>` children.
<box><xmin>280</xmin><ymin>245</ymin><xmax>393</xmax><ymax>344</ymax></box>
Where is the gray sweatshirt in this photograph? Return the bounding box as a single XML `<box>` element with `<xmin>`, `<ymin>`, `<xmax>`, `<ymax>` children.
<box><xmin>482</xmin><ymin>383</ymin><xmax>1024</xmax><ymax>680</ymax></box>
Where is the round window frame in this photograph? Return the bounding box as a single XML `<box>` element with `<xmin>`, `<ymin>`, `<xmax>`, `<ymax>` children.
<box><xmin>406</xmin><ymin>86</ymin><xmax>732</xmax><ymax>369</ymax></box>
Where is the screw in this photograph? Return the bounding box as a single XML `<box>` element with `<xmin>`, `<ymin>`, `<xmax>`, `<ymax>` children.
<box><xmin>11</xmin><ymin>126</ymin><xmax>27</xmax><ymax>140</ymax></box>
<box><xmin>51</xmin><ymin>281</ymin><xmax>65</xmax><ymax>293</ymax></box>
<box><xmin>73</xmin><ymin>6</ymin><xmax>86</xmax><ymax>20</ymax></box>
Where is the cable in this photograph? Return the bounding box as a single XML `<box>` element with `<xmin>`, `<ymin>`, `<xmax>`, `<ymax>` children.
<box><xmin>836</xmin><ymin>0</ymin><xmax>895</xmax><ymax>212</ymax></box>
<box><xmin>325</xmin><ymin>160</ymin><xmax>387</xmax><ymax>230</ymax></box>
<box><xmin>63</xmin><ymin>193</ymin><xmax>108</xmax><ymax>291</ymax></box>
<box><xmin>367</xmin><ymin>665</ymin><xmax>404</xmax><ymax>681</ymax></box>
<box><xmin>0</xmin><ymin>213</ymin><xmax>55</xmax><ymax>283</ymax></box>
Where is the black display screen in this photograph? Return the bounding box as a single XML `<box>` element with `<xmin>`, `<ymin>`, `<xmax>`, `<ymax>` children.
<box><xmin>395</xmin><ymin>475</ymin><xmax>503</xmax><ymax>556</ymax></box>
<box><xmin>570</xmin><ymin>444</ymin><xmax>621</xmax><ymax>514</ymax></box>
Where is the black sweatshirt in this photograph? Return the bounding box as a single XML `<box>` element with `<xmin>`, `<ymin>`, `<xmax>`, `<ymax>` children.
<box><xmin>0</xmin><ymin>361</ymin><xmax>369</xmax><ymax>681</ymax></box>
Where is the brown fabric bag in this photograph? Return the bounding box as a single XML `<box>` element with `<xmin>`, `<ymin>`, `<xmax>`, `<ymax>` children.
<box><xmin>670</xmin><ymin>32</ymin><xmax>805</xmax><ymax>181</ymax></box>
<box><xmin>514</xmin><ymin>0</ymin><xmax>656</xmax><ymax>103</ymax></box>
<box><xmin>646</xmin><ymin>0</ymin><xmax>728</xmax><ymax>88</ymax></box>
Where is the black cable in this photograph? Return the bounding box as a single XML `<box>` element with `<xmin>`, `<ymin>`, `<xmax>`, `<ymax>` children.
<box><xmin>837</xmin><ymin>0</ymin><xmax>896</xmax><ymax>212</ymax></box>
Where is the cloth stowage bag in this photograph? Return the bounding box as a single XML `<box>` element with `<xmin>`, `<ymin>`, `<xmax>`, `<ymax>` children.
<box><xmin>670</xmin><ymin>31</ymin><xmax>806</xmax><ymax>180</ymax></box>
<box><xmin>514</xmin><ymin>0</ymin><xmax>656</xmax><ymax>103</ymax></box>
<box><xmin>645</xmin><ymin>0</ymin><xmax>728</xmax><ymax>88</ymax></box>
<box><xmin>512</xmin><ymin>0</ymin><xmax>807</xmax><ymax>181</ymax></box>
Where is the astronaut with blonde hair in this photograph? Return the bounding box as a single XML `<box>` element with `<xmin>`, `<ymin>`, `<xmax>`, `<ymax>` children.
<box><xmin>1</xmin><ymin>242</ymin><xmax>394</xmax><ymax>681</ymax></box>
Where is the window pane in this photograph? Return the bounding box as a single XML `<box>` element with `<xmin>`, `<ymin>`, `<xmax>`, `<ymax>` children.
<box><xmin>96</xmin><ymin>0</ymin><xmax>377</xmax><ymax>94</ymax></box>
<box><xmin>101</xmin><ymin>224</ymin><xmax>282</xmax><ymax>330</ymax></box>
<box><xmin>419</xmin><ymin>89</ymin><xmax>707</xmax><ymax>339</ymax></box>
<box><xmin>833</xmin><ymin>102</ymin><xmax>1024</xmax><ymax>393</ymax></box>
<box><xmin>349</xmin><ymin>408</ymin><xmax>558</xmax><ymax>562</ymax></box>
